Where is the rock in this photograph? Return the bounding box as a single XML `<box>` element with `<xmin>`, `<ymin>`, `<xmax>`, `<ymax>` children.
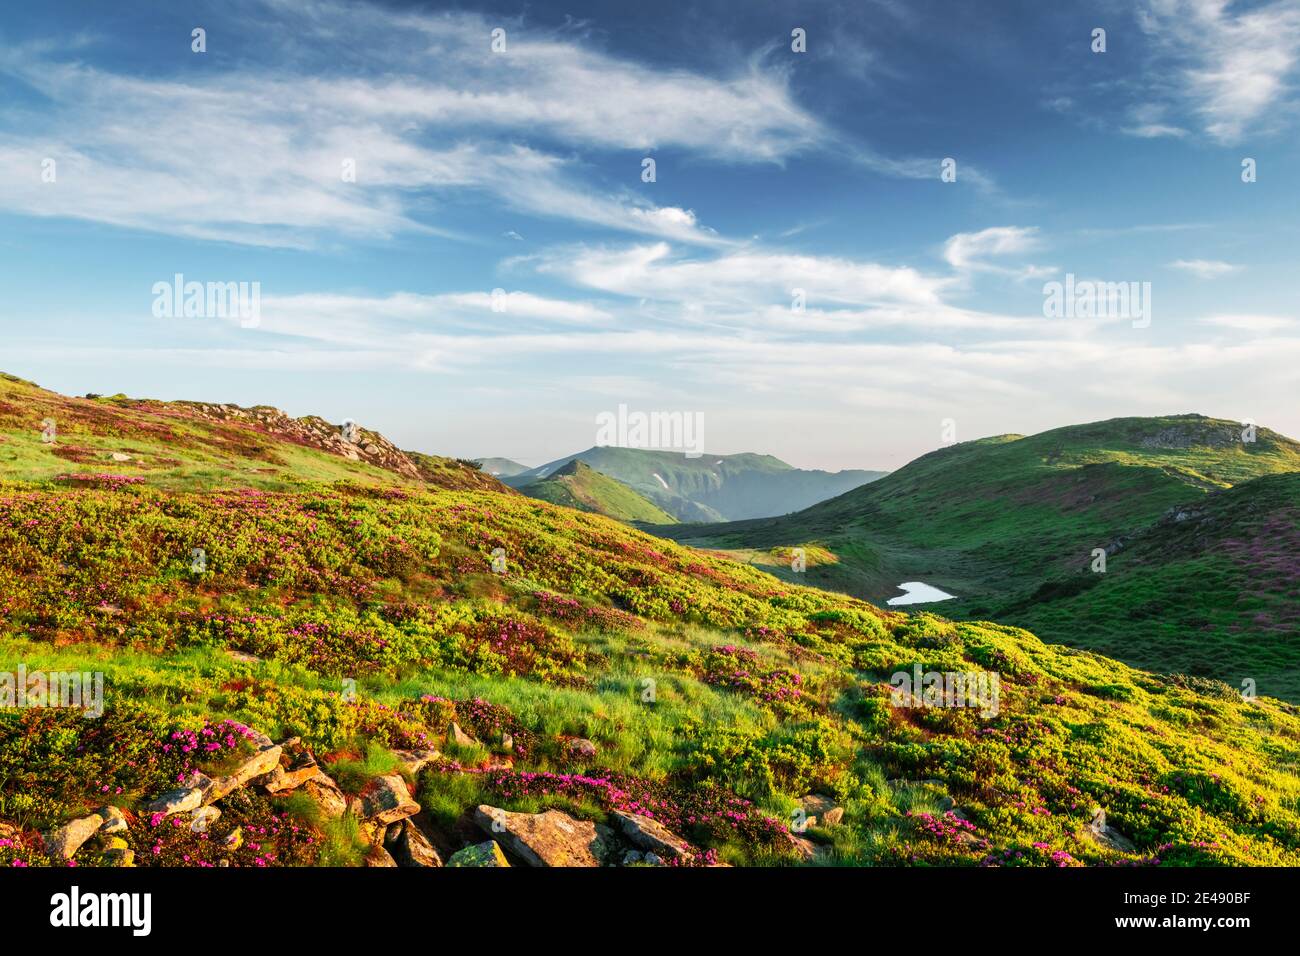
<box><xmin>190</xmin><ymin>805</ymin><xmax>221</xmax><ymax>833</ymax></box>
<box><xmin>501</xmin><ymin>732</ymin><xmax>514</xmax><ymax>752</ymax></box>
<box><xmin>823</xmin><ymin>807</ymin><xmax>845</xmax><ymax>826</ymax></box>
<box><xmin>358</xmin><ymin>774</ymin><xmax>419</xmax><ymax>825</ymax></box>
<box><xmin>300</xmin><ymin>772</ymin><xmax>348</xmax><ymax>820</ymax></box>
<box><xmin>363</xmin><ymin>845</ymin><xmax>398</xmax><ymax>867</ymax></box>
<box><xmin>609</xmin><ymin>810</ymin><xmax>693</xmax><ymax>861</ymax></box>
<box><xmin>391</xmin><ymin>747</ymin><xmax>440</xmax><ymax>776</ymax></box>
<box><xmin>144</xmin><ymin>788</ymin><xmax>203</xmax><ymax>816</ymax></box>
<box><xmin>44</xmin><ymin>813</ymin><xmax>105</xmax><ymax>860</ymax></box>
<box><xmin>799</xmin><ymin>794</ymin><xmax>837</xmax><ymax>817</ymax></box>
<box><xmin>622</xmin><ymin>850</ymin><xmax>644</xmax><ymax>865</ymax></box>
<box><xmin>446</xmin><ymin>841</ymin><xmax>511</xmax><ymax>867</ymax></box>
<box><xmin>566</xmin><ymin>737</ymin><xmax>597</xmax><ymax>758</ymax></box>
<box><xmin>202</xmin><ymin>744</ymin><xmax>283</xmax><ymax>805</ymax></box>
<box><xmin>99</xmin><ymin>806</ymin><xmax>128</xmax><ymax>834</ymax></box>
<box><xmin>473</xmin><ymin>805</ymin><xmax>609</xmax><ymax>867</ymax></box>
<box><xmin>385</xmin><ymin>819</ymin><xmax>443</xmax><ymax>867</ymax></box>
<box><xmin>223</xmin><ymin>649</ymin><xmax>263</xmax><ymax>665</ymax></box>
<box><xmin>644</xmin><ymin>852</ymin><xmax>664</xmax><ymax>866</ymax></box>
<box><xmin>789</xmin><ymin>834</ymin><xmax>828</xmax><ymax>863</ymax></box>
<box><xmin>447</xmin><ymin>722</ymin><xmax>478</xmax><ymax>748</ymax></box>
<box><xmin>262</xmin><ymin>748</ymin><xmax>320</xmax><ymax>794</ymax></box>
<box><xmin>1085</xmin><ymin>808</ymin><xmax>1137</xmax><ymax>853</ymax></box>
<box><xmin>110</xmin><ymin>452</ymin><xmax>131</xmax><ymax>462</ymax></box>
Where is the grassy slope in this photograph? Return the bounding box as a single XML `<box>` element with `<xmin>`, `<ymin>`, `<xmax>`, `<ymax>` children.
<box><xmin>507</xmin><ymin>446</ymin><xmax>886</xmax><ymax>522</ymax></box>
<box><xmin>518</xmin><ymin>460</ymin><xmax>678</xmax><ymax>523</ymax></box>
<box><xmin>1</xmin><ymin>386</ymin><xmax>1299</xmax><ymax>867</ymax></box>
<box><xmin>655</xmin><ymin>415</ymin><xmax>1300</xmax><ymax>697</ymax></box>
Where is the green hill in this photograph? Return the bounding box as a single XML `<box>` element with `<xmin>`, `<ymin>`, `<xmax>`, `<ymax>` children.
<box><xmin>2</xmin><ymin>383</ymin><xmax>1299</xmax><ymax>869</ymax></box>
<box><xmin>656</xmin><ymin>414</ymin><xmax>1300</xmax><ymax>696</ymax></box>
<box><xmin>503</xmin><ymin>445</ymin><xmax>886</xmax><ymax>521</ymax></box>
<box><xmin>518</xmin><ymin>460</ymin><xmax>678</xmax><ymax>523</ymax></box>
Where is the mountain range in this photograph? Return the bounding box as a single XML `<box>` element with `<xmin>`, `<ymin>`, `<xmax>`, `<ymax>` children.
<box><xmin>484</xmin><ymin>446</ymin><xmax>886</xmax><ymax>522</ymax></box>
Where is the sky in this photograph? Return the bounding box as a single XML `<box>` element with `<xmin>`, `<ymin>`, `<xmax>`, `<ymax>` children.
<box><xmin>1</xmin><ymin>0</ymin><xmax>1298</xmax><ymax>472</ymax></box>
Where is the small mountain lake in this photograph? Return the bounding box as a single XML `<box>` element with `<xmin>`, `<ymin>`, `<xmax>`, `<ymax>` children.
<box><xmin>886</xmin><ymin>581</ymin><xmax>958</xmax><ymax>606</ymax></box>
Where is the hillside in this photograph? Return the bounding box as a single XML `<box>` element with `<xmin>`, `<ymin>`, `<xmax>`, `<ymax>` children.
<box><xmin>0</xmin><ymin>372</ymin><xmax>508</xmax><ymax>494</ymax></box>
<box><xmin>518</xmin><ymin>460</ymin><xmax>678</xmax><ymax>523</ymax></box>
<box><xmin>656</xmin><ymin>415</ymin><xmax>1300</xmax><ymax>696</ymax></box>
<box><xmin>1</xmin><ymin>385</ymin><xmax>1299</xmax><ymax>869</ymax></box>
<box><xmin>475</xmin><ymin>457</ymin><xmax>530</xmax><ymax>478</ymax></box>
<box><xmin>503</xmin><ymin>445</ymin><xmax>886</xmax><ymax>521</ymax></box>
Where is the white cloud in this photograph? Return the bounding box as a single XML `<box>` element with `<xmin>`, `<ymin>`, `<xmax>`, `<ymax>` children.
<box><xmin>1169</xmin><ymin>258</ymin><xmax>1240</xmax><ymax>278</ymax></box>
<box><xmin>1138</xmin><ymin>0</ymin><xmax>1300</xmax><ymax>143</ymax></box>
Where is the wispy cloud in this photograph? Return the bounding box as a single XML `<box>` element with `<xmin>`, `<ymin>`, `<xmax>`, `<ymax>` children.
<box><xmin>1169</xmin><ymin>258</ymin><xmax>1240</xmax><ymax>278</ymax></box>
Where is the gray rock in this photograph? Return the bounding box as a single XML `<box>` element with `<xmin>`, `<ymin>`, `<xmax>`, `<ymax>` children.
<box><xmin>386</xmin><ymin>819</ymin><xmax>443</xmax><ymax>867</ymax></box>
<box><xmin>144</xmin><ymin>788</ymin><xmax>203</xmax><ymax>816</ymax></box>
<box><xmin>609</xmin><ymin>810</ymin><xmax>693</xmax><ymax>861</ymax></box>
<box><xmin>98</xmin><ymin>806</ymin><xmax>129</xmax><ymax>834</ymax></box>
<box><xmin>43</xmin><ymin>813</ymin><xmax>105</xmax><ymax>860</ymax></box>
<box><xmin>358</xmin><ymin>774</ymin><xmax>420</xmax><ymax>825</ymax></box>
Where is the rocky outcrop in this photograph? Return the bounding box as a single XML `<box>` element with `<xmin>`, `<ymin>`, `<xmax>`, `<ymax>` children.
<box><xmin>385</xmin><ymin>819</ymin><xmax>442</xmax><ymax>867</ymax></box>
<box><xmin>1084</xmin><ymin>808</ymin><xmax>1136</xmax><ymax>853</ymax></box>
<box><xmin>44</xmin><ymin>812</ymin><xmax>105</xmax><ymax>860</ymax></box>
<box><xmin>355</xmin><ymin>775</ymin><xmax>420</xmax><ymax>826</ymax></box>
<box><xmin>447</xmin><ymin>840</ymin><xmax>510</xmax><ymax>867</ymax></box>
<box><xmin>300</xmin><ymin>772</ymin><xmax>348</xmax><ymax>820</ymax></box>
<box><xmin>144</xmin><ymin>788</ymin><xmax>204</xmax><ymax>817</ymax></box>
<box><xmin>473</xmin><ymin>805</ymin><xmax>610</xmax><ymax>867</ymax></box>
<box><xmin>609</xmin><ymin>810</ymin><xmax>693</xmax><ymax>861</ymax></box>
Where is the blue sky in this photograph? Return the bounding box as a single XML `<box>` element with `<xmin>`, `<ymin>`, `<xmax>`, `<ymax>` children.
<box><xmin>1</xmin><ymin>0</ymin><xmax>1297</xmax><ymax>471</ymax></box>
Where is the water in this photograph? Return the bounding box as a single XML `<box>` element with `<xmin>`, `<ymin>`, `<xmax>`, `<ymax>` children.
<box><xmin>886</xmin><ymin>581</ymin><xmax>957</xmax><ymax>606</ymax></box>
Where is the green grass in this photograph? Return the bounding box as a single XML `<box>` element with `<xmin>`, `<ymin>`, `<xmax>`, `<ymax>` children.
<box><xmin>519</xmin><ymin>460</ymin><xmax>678</xmax><ymax>523</ymax></box>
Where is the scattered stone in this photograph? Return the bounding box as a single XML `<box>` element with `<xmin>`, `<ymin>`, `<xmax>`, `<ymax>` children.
<box><xmin>202</xmin><ymin>743</ymin><xmax>283</xmax><ymax>805</ymax></box>
<box><xmin>301</xmin><ymin>772</ymin><xmax>348</xmax><ymax>820</ymax></box>
<box><xmin>99</xmin><ymin>806</ymin><xmax>129</xmax><ymax>834</ymax></box>
<box><xmin>44</xmin><ymin>813</ymin><xmax>105</xmax><ymax>860</ymax></box>
<box><xmin>447</xmin><ymin>722</ymin><xmax>478</xmax><ymax>748</ymax></box>
<box><xmin>144</xmin><ymin>788</ymin><xmax>203</xmax><ymax>817</ymax></box>
<box><xmin>190</xmin><ymin>805</ymin><xmax>221</xmax><ymax>833</ymax></box>
<box><xmin>358</xmin><ymin>774</ymin><xmax>420</xmax><ymax>825</ymax></box>
<box><xmin>110</xmin><ymin>452</ymin><xmax>131</xmax><ymax>462</ymax></box>
<box><xmin>501</xmin><ymin>732</ymin><xmax>514</xmax><ymax>752</ymax></box>
<box><xmin>473</xmin><ymin>805</ymin><xmax>609</xmax><ymax>867</ymax></box>
<box><xmin>622</xmin><ymin>850</ymin><xmax>644</xmax><ymax>865</ymax></box>
<box><xmin>644</xmin><ymin>852</ymin><xmax>664</xmax><ymax>866</ymax></box>
<box><xmin>566</xmin><ymin>737</ymin><xmax>597</xmax><ymax>758</ymax></box>
<box><xmin>609</xmin><ymin>810</ymin><xmax>693</xmax><ymax>861</ymax></box>
<box><xmin>446</xmin><ymin>841</ymin><xmax>510</xmax><ymax>867</ymax></box>
<box><xmin>262</xmin><ymin>748</ymin><xmax>320</xmax><ymax>794</ymax></box>
<box><xmin>823</xmin><ymin>807</ymin><xmax>845</xmax><ymax>826</ymax></box>
<box><xmin>364</xmin><ymin>845</ymin><xmax>398</xmax><ymax>867</ymax></box>
<box><xmin>223</xmin><ymin>649</ymin><xmax>263</xmax><ymax>665</ymax></box>
<box><xmin>391</xmin><ymin>747</ymin><xmax>440</xmax><ymax>776</ymax></box>
<box><xmin>385</xmin><ymin>819</ymin><xmax>443</xmax><ymax>867</ymax></box>
<box><xmin>1085</xmin><ymin>807</ymin><xmax>1137</xmax><ymax>853</ymax></box>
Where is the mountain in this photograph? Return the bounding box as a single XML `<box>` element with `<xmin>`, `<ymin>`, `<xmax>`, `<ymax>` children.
<box><xmin>517</xmin><ymin>460</ymin><xmax>678</xmax><ymax>523</ymax></box>
<box><xmin>474</xmin><ymin>457</ymin><xmax>531</xmax><ymax>478</ymax></box>
<box><xmin>3</xmin><ymin>379</ymin><xmax>1299</xmax><ymax>869</ymax></box>
<box><xmin>0</xmin><ymin>371</ymin><xmax>509</xmax><ymax>494</ymax></box>
<box><xmin>655</xmin><ymin>414</ymin><xmax>1300</xmax><ymax>697</ymax></box>
<box><xmin>501</xmin><ymin>445</ymin><xmax>886</xmax><ymax>521</ymax></box>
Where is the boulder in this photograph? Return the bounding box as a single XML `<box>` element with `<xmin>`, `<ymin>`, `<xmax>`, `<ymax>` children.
<box><xmin>262</xmin><ymin>748</ymin><xmax>320</xmax><ymax>794</ymax></box>
<box><xmin>473</xmin><ymin>805</ymin><xmax>608</xmax><ymax>867</ymax></box>
<box><xmin>200</xmin><ymin>744</ymin><xmax>283</xmax><ymax>805</ymax></box>
<box><xmin>300</xmin><ymin>772</ymin><xmax>348</xmax><ymax>820</ymax></box>
<box><xmin>144</xmin><ymin>788</ymin><xmax>203</xmax><ymax>817</ymax></box>
<box><xmin>385</xmin><ymin>819</ymin><xmax>443</xmax><ymax>867</ymax></box>
<box><xmin>1085</xmin><ymin>808</ymin><xmax>1136</xmax><ymax>853</ymax></box>
<box><xmin>566</xmin><ymin>737</ymin><xmax>598</xmax><ymax>758</ymax></box>
<box><xmin>446</xmin><ymin>841</ymin><xmax>511</xmax><ymax>867</ymax></box>
<box><xmin>363</xmin><ymin>845</ymin><xmax>398</xmax><ymax>867</ymax></box>
<box><xmin>357</xmin><ymin>774</ymin><xmax>419</xmax><ymax>825</ymax></box>
<box><xmin>609</xmin><ymin>810</ymin><xmax>693</xmax><ymax>861</ymax></box>
<box><xmin>447</xmin><ymin>722</ymin><xmax>478</xmax><ymax>748</ymax></box>
<box><xmin>391</xmin><ymin>747</ymin><xmax>440</xmax><ymax>776</ymax></box>
<box><xmin>43</xmin><ymin>813</ymin><xmax>104</xmax><ymax>860</ymax></box>
<box><xmin>99</xmin><ymin>806</ymin><xmax>129</xmax><ymax>834</ymax></box>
